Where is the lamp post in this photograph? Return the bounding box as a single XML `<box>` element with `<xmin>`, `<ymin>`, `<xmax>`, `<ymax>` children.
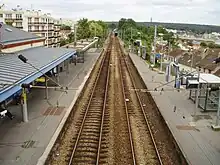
<box><xmin>74</xmin><ymin>24</ymin><xmax>78</xmax><ymax>47</ymax></box>
<box><xmin>189</xmin><ymin>47</ymin><xmax>194</xmax><ymax>72</ymax></box>
<box><xmin>158</xmin><ymin>33</ymin><xmax>164</xmax><ymax>72</ymax></box>
<box><xmin>153</xmin><ymin>25</ymin><xmax>157</xmax><ymax>66</ymax></box>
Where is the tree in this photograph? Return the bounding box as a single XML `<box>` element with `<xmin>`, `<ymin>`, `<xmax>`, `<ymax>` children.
<box><xmin>200</xmin><ymin>42</ymin><xmax>207</xmax><ymax>47</ymax></box>
<box><xmin>109</xmin><ymin>23</ymin><xmax>117</xmax><ymax>30</ymax></box>
<box><xmin>60</xmin><ymin>39</ymin><xmax>68</xmax><ymax>47</ymax></box>
<box><xmin>68</xmin><ymin>32</ymin><xmax>74</xmax><ymax>42</ymax></box>
<box><xmin>77</xmin><ymin>18</ymin><xmax>90</xmax><ymax>39</ymax></box>
<box><xmin>89</xmin><ymin>21</ymin><xmax>102</xmax><ymax>38</ymax></box>
<box><xmin>163</xmin><ymin>32</ymin><xmax>175</xmax><ymax>45</ymax></box>
<box><xmin>60</xmin><ymin>25</ymin><xmax>71</xmax><ymax>30</ymax></box>
<box><xmin>118</xmin><ymin>18</ymin><xmax>127</xmax><ymax>29</ymax></box>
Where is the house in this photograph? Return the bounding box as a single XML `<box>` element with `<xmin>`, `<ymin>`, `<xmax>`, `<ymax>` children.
<box><xmin>0</xmin><ymin>23</ymin><xmax>76</xmax><ymax>122</ymax></box>
<box><xmin>0</xmin><ymin>23</ymin><xmax>45</xmax><ymax>53</ymax></box>
<box><xmin>0</xmin><ymin>9</ymin><xmax>61</xmax><ymax>47</ymax></box>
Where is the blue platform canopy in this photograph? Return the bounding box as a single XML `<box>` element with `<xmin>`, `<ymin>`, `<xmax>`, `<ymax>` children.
<box><xmin>0</xmin><ymin>47</ymin><xmax>76</xmax><ymax>103</ymax></box>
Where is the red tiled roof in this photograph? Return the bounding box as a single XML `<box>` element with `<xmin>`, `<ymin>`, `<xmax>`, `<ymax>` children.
<box><xmin>169</xmin><ymin>49</ymin><xmax>185</xmax><ymax>58</ymax></box>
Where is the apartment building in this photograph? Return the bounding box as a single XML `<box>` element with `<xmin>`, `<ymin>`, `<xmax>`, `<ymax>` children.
<box><xmin>0</xmin><ymin>9</ymin><xmax>61</xmax><ymax>47</ymax></box>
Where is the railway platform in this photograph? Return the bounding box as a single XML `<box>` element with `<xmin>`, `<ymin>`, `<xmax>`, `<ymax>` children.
<box><xmin>0</xmin><ymin>51</ymin><xmax>100</xmax><ymax>165</ymax></box>
<box><xmin>129</xmin><ymin>53</ymin><xmax>220</xmax><ymax>165</ymax></box>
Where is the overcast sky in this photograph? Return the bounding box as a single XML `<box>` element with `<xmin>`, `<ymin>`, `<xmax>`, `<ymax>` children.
<box><xmin>2</xmin><ymin>0</ymin><xmax>219</xmax><ymax>25</ymax></box>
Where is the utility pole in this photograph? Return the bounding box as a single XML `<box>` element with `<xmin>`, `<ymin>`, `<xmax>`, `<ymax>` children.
<box><xmin>74</xmin><ymin>24</ymin><xmax>77</xmax><ymax>47</ymax></box>
<box><xmin>194</xmin><ymin>67</ymin><xmax>200</xmax><ymax>117</ymax></box>
<box><xmin>190</xmin><ymin>47</ymin><xmax>194</xmax><ymax>72</ymax></box>
<box><xmin>153</xmin><ymin>25</ymin><xmax>157</xmax><ymax>65</ymax></box>
<box><xmin>46</xmin><ymin>17</ymin><xmax>49</xmax><ymax>47</ymax></box>
<box><xmin>160</xmin><ymin>45</ymin><xmax>163</xmax><ymax>72</ymax></box>
<box><xmin>130</xmin><ymin>27</ymin><xmax>133</xmax><ymax>52</ymax></box>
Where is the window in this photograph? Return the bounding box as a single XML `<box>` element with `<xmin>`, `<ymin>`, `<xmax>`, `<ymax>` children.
<box><xmin>28</xmin><ymin>17</ymin><xmax>32</xmax><ymax>23</ymax></box>
<box><xmin>28</xmin><ymin>26</ymin><xmax>32</xmax><ymax>31</ymax></box>
<box><xmin>16</xmin><ymin>22</ymin><xmax>22</xmax><ymax>27</ymax></box>
<box><xmin>5</xmin><ymin>14</ymin><xmax>12</xmax><ymax>18</ymax></box>
<box><xmin>0</xmin><ymin>14</ymin><xmax>3</xmax><ymax>18</ymax></box>
<box><xmin>16</xmin><ymin>14</ymin><xmax>22</xmax><ymax>19</ymax></box>
<box><xmin>35</xmin><ymin>26</ymin><xmax>39</xmax><ymax>30</ymax></box>
<box><xmin>34</xmin><ymin>18</ymin><xmax>39</xmax><ymax>23</ymax></box>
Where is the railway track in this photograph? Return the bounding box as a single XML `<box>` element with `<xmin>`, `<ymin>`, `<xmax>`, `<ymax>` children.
<box><xmin>46</xmin><ymin>34</ymin><xmax>187</xmax><ymax>165</ymax></box>
<box><xmin>116</xmin><ymin>39</ymin><xmax>163</xmax><ymax>165</ymax></box>
<box><xmin>66</xmin><ymin>37</ymin><xmax>112</xmax><ymax>165</ymax></box>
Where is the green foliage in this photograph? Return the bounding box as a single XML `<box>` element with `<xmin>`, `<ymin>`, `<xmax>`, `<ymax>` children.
<box><xmin>68</xmin><ymin>32</ymin><xmax>74</xmax><ymax>42</ymax></box>
<box><xmin>207</xmin><ymin>42</ymin><xmax>220</xmax><ymax>48</ymax></box>
<box><xmin>60</xmin><ymin>25</ymin><xmax>71</xmax><ymax>30</ymax></box>
<box><xmin>5</xmin><ymin>21</ymin><xmax>13</xmax><ymax>26</ymax></box>
<box><xmin>117</xmin><ymin>18</ymin><xmax>175</xmax><ymax>53</ymax></box>
<box><xmin>109</xmin><ymin>23</ymin><xmax>117</xmax><ymax>30</ymax></box>
<box><xmin>77</xmin><ymin>18</ymin><xmax>91</xmax><ymax>40</ymax></box>
<box><xmin>200</xmin><ymin>41</ymin><xmax>220</xmax><ymax>48</ymax></box>
<box><xmin>77</xmin><ymin>18</ymin><xmax>108</xmax><ymax>40</ymax></box>
<box><xmin>60</xmin><ymin>39</ymin><xmax>68</xmax><ymax>47</ymax></box>
<box><xmin>200</xmin><ymin>42</ymin><xmax>207</xmax><ymax>47</ymax></box>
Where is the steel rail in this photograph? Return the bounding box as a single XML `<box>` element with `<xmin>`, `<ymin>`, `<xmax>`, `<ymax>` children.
<box><xmin>96</xmin><ymin>41</ymin><xmax>111</xmax><ymax>165</ymax></box>
<box><xmin>117</xmin><ymin>39</ymin><xmax>137</xmax><ymax>165</ymax></box>
<box><xmin>68</xmin><ymin>37</ymin><xmax>112</xmax><ymax>165</ymax></box>
<box><xmin>116</xmin><ymin>38</ymin><xmax>164</xmax><ymax>165</ymax></box>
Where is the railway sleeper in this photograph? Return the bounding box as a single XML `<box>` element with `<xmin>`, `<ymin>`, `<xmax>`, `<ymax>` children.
<box><xmin>74</xmin><ymin>153</ymin><xmax>97</xmax><ymax>159</ymax></box>
<box><xmin>77</xmin><ymin>144</ymin><xmax>98</xmax><ymax>149</ymax></box>
<box><xmin>72</xmin><ymin>157</ymin><xmax>96</xmax><ymax>164</ymax></box>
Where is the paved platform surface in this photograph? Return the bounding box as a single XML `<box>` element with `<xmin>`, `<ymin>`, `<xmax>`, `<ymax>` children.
<box><xmin>129</xmin><ymin>53</ymin><xmax>220</xmax><ymax>165</ymax></box>
<box><xmin>0</xmin><ymin>51</ymin><xmax>100</xmax><ymax>165</ymax></box>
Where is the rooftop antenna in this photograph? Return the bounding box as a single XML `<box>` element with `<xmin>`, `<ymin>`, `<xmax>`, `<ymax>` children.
<box><xmin>0</xmin><ymin>4</ymin><xmax>5</xmax><ymax>9</ymax></box>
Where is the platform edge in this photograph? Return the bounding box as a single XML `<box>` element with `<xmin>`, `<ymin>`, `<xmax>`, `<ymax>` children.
<box><xmin>36</xmin><ymin>51</ymin><xmax>102</xmax><ymax>165</ymax></box>
<box><xmin>128</xmin><ymin>53</ymin><xmax>191</xmax><ymax>165</ymax></box>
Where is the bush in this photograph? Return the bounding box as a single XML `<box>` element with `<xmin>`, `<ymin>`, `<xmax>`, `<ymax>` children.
<box><xmin>200</xmin><ymin>42</ymin><xmax>207</xmax><ymax>47</ymax></box>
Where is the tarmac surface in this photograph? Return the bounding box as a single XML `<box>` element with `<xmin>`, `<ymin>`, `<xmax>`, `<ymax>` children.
<box><xmin>129</xmin><ymin>53</ymin><xmax>220</xmax><ymax>165</ymax></box>
<box><xmin>0</xmin><ymin>50</ymin><xmax>100</xmax><ymax>165</ymax></box>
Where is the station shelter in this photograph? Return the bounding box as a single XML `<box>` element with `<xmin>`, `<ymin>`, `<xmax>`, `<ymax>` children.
<box><xmin>0</xmin><ymin>47</ymin><xmax>76</xmax><ymax>122</ymax></box>
<box><xmin>188</xmin><ymin>73</ymin><xmax>220</xmax><ymax>112</ymax></box>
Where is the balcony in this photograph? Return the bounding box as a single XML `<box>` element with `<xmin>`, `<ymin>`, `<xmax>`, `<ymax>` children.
<box><xmin>29</xmin><ymin>29</ymin><xmax>54</xmax><ymax>32</ymax></box>
<box><xmin>28</xmin><ymin>22</ymin><xmax>46</xmax><ymax>25</ymax></box>
<box><xmin>15</xmin><ymin>18</ymin><xmax>23</xmax><ymax>20</ymax></box>
<box><xmin>16</xmin><ymin>26</ymin><xmax>23</xmax><ymax>29</ymax></box>
<box><xmin>5</xmin><ymin>18</ymin><xmax>13</xmax><ymax>20</ymax></box>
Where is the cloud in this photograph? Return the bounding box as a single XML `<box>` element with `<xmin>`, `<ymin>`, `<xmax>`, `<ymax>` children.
<box><xmin>2</xmin><ymin>0</ymin><xmax>220</xmax><ymax>25</ymax></box>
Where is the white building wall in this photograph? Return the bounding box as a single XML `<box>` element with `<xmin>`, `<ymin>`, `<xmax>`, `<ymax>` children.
<box><xmin>0</xmin><ymin>9</ymin><xmax>61</xmax><ymax>47</ymax></box>
<box><xmin>2</xmin><ymin>41</ymin><xmax>44</xmax><ymax>53</ymax></box>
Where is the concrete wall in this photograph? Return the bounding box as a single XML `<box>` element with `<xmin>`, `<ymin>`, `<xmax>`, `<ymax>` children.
<box><xmin>2</xmin><ymin>41</ymin><xmax>44</xmax><ymax>53</ymax></box>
